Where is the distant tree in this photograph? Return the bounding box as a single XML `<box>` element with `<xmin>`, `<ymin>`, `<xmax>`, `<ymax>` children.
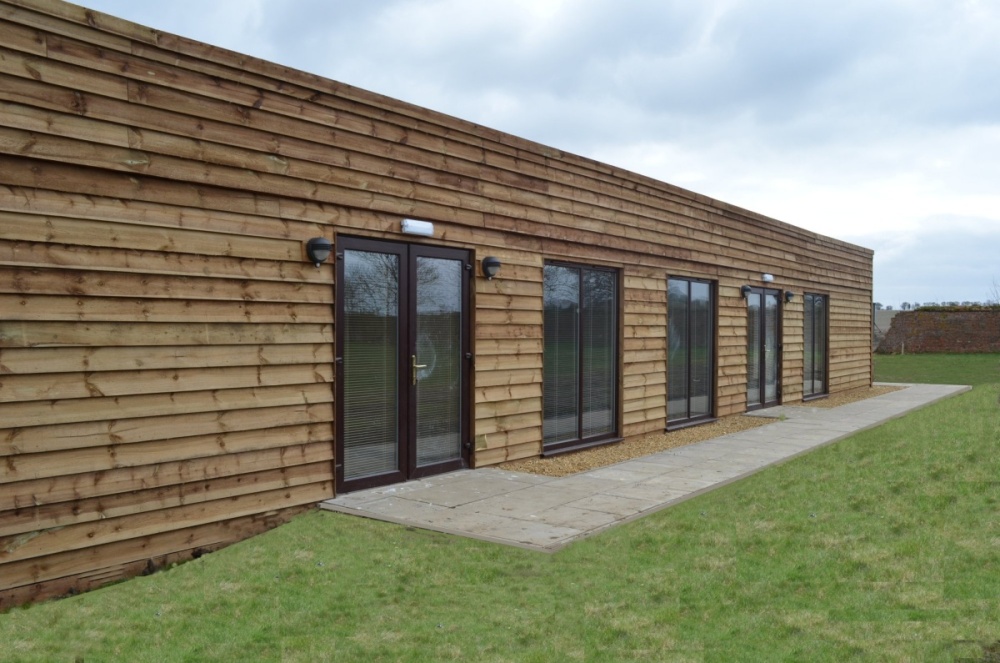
<box><xmin>961</xmin><ymin>301</ymin><xmax>973</xmax><ymax>307</ymax></box>
<box><xmin>901</xmin><ymin>302</ymin><xmax>911</xmax><ymax>310</ymax></box>
<box><xmin>885</xmin><ymin>305</ymin><xmax>893</xmax><ymax>311</ymax></box>
<box><xmin>989</xmin><ymin>277</ymin><xmax>1000</xmax><ymax>305</ymax></box>
<box><xmin>925</xmin><ymin>302</ymin><xmax>940</xmax><ymax>307</ymax></box>
<box><xmin>873</xmin><ymin>302</ymin><xmax>883</xmax><ymax>310</ymax></box>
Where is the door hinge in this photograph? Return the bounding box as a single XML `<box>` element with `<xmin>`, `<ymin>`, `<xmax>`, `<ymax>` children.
<box><xmin>335</xmin><ymin>357</ymin><xmax>343</xmax><ymax>364</ymax></box>
<box><xmin>336</xmin><ymin>252</ymin><xmax>344</xmax><ymax>260</ymax></box>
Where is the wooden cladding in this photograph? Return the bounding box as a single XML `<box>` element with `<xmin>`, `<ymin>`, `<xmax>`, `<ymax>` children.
<box><xmin>0</xmin><ymin>0</ymin><xmax>872</xmax><ymax>607</ymax></box>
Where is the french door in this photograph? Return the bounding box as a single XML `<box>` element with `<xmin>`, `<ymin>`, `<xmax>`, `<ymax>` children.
<box><xmin>746</xmin><ymin>287</ymin><xmax>781</xmax><ymax>410</ymax></box>
<box><xmin>336</xmin><ymin>237</ymin><xmax>470</xmax><ymax>492</ymax></box>
<box><xmin>667</xmin><ymin>277</ymin><xmax>715</xmax><ymax>426</ymax></box>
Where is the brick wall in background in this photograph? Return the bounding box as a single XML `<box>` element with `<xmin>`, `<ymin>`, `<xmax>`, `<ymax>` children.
<box><xmin>876</xmin><ymin>310</ymin><xmax>1000</xmax><ymax>353</ymax></box>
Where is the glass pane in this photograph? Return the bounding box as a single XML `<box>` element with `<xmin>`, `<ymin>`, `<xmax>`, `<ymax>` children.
<box><xmin>582</xmin><ymin>269</ymin><xmax>616</xmax><ymax>437</ymax></box>
<box><xmin>667</xmin><ymin>279</ymin><xmax>690</xmax><ymax>421</ymax></box>
<box><xmin>414</xmin><ymin>257</ymin><xmax>463</xmax><ymax>467</ymax></box>
<box><xmin>804</xmin><ymin>294</ymin><xmax>816</xmax><ymax>396</ymax></box>
<box><xmin>543</xmin><ymin>265</ymin><xmax>580</xmax><ymax>445</ymax></box>
<box><xmin>764</xmin><ymin>293</ymin><xmax>779</xmax><ymax>402</ymax></box>
<box><xmin>814</xmin><ymin>295</ymin><xmax>827</xmax><ymax>395</ymax></box>
<box><xmin>746</xmin><ymin>292</ymin><xmax>761</xmax><ymax>407</ymax></box>
<box><xmin>689</xmin><ymin>281</ymin><xmax>713</xmax><ymax>418</ymax></box>
<box><xmin>342</xmin><ymin>249</ymin><xmax>399</xmax><ymax>480</ymax></box>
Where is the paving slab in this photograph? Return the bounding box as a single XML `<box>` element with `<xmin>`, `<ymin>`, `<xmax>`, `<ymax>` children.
<box><xmin>320</xmin><ymin>382</ymin><xmax>970</xmax><ymax>551</ymax></box>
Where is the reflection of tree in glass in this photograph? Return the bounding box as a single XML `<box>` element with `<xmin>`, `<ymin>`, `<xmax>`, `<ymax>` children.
<box><xmin>345</xmin><ymin>251</ymin><xmax>462</xmax><ymax>315</ymax></box>
<box><xmin>344</xmin><ymin>251</ymin><xmax>399</xmax><ymax>316</ymax></box>
<box><xmin>544</xmin><ymin>264</ymin><xmax>579</xmax><ymax>310</ymax></box>
<box><xmin>416</xmin><ymin>257</ymin><xmax>461</xmax><ymax>314</ymax></box>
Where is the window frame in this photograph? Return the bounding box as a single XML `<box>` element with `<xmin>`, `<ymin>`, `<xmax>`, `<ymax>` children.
<box><xmin>666</xmin><ymin>276</ymin><xmax>717</xmax><ymax>429</ymax></box>
<box><xmin>541</xmin><ymin>260</ymin><xmax>621</xmax><ymax>455</ymax></box>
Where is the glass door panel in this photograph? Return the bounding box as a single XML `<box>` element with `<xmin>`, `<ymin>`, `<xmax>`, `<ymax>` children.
<box><xmin>746</xmin><ymin>291</ymin><xmax>762</xmax><ymax>408</ymax></box>
<box><xmin>581</xmin><ymin>269</ymin><xmax>616</xmax><ymax>438</ymax></box>
<box><xmin>543</xmin><ymin>264</ymin><xmax>581</xmax><ymax>446</ymax></box>
<box><xmin>413</xmin><ymin>255</ymin><xmax>464</xmax><ymax>468</ymax></box>
<box><xmin>667</xmin><ymin>280</ymin><xmax>690</xmax><ymax>421</ymax></box>
<box><xmin>341</xmin><ymin>249</ymin><xmax>402</xmax><ymax>482</ymax></box>
<box><xmin>764</xmin><ymin>292</ymin><xmax>779</xmax><ymax>403</ymax></box>
<box><xmin>803</xmin><ymin>293</ymin><xmax>828</xmax><ymax>397</ymax></box>
<box><xmin>689</xmin><ymin>281</ymin><xmax>713</xmax><ymax>419</ymax></box>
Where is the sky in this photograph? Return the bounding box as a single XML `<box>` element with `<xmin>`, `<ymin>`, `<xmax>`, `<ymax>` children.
<box><xmin>79</xmin><ymin>0</ymin><xmax>1000</xmax><ymax>307</ymax></box>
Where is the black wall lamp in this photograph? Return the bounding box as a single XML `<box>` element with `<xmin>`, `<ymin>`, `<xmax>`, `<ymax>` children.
<box><xmin>481</xmin><ymin>256</ymin><xmax>502</xmax><ymax>280</ymax></box>
<box><xmin>305</xmin><ymin>237</ymin><xmax>332</xmax><ymax>267</ymax></box>
<box><xmin>741</xmin><ymin>285</ymin><xmax>752</xmax><ymax>299</ymax></box>
<box><xmin>784</xmin><ymin>291</ymin><xmax>795</xmax><ymax>303</ymax></box>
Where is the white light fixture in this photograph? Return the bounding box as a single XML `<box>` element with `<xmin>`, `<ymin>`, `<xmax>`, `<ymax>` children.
<box><xmin>401</xmin><ymin>218</ymin><xmax>434</xmax><ymax>236</ymax></box>
<box><xmin>762</xmin><ymin>273</ymin><xmax>775</xmax><ymax>283</ymax></box>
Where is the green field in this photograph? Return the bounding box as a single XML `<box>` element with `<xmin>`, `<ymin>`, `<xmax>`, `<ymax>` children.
<box><xmin>2</xmin><ymin>354</ymin><xmax>998</xmax><ymax>661</ymax></box>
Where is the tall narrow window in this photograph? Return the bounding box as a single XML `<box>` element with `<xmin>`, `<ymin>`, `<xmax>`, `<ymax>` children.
<box><xmin>803</xmin><ymin>293</ymin><xmax>828</xmax><ymax>398</ymax></box>
<box><xmin>668</xmin><ymin>278</ymin><xmax>715</xmax><ymax>425</ymax></box>
<box><xmin>543</xmin><ymin>263</ymin><xmax>618</xmax><ymax>453</ymax></box>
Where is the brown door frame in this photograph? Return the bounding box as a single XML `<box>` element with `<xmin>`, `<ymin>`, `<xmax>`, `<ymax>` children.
<box><xmin>335</xmin><ymin>236</ymin><xmax>472</xmax><ymax>493</ymax></box>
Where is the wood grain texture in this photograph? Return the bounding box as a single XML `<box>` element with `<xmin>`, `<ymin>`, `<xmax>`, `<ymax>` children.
<box><xmin>0</xmin><ymin>0</ymin><xmax>872</xmax><ymax>607</ymax></box>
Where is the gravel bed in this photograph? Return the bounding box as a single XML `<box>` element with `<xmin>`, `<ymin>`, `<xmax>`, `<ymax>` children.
<box><xmin>500</xmin><ymin>385</ymin><xmax>903</xmax><ymax>477</ymax></box>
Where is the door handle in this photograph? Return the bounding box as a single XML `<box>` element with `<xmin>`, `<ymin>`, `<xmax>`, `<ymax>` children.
<box><xmin>412</xmin><ymin>354</ymin><xmax>427</xmax><ymax>385</ymax></box>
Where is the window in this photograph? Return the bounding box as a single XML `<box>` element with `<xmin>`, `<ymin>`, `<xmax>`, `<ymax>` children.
<box><xmin>668</xmin><ymin>278</ymin><xmax>715</xmax><ymax>425</ymax></box>
<box><xmin>543</xmin><ymin>263</ymin><xmax>618</xmax><ymax>452</ymax></box>
<box><xmin>803</xmin><ymin>293</ymin><xmax>828</xmax><ymax>398</ymax></box>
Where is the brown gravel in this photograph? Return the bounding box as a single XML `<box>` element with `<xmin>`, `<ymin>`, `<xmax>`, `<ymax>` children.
<box><xmin>499</xmin><ymin>385</ymin><xmax>904</xmax><ymax>477</ymax></box>
<box><xmin>788</xmin><ymin>384</ymin><xmax>903</xmax><ymax>408</ymax></box>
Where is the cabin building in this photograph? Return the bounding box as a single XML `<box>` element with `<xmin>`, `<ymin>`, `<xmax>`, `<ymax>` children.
<box><xmin>0</xmin><ymin>0</ymin><xmax>873</xmax><ymax>606</ymax></box>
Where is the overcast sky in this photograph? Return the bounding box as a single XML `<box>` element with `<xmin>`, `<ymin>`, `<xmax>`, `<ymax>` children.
<box><xmin>80</xmin><ymin>0</ymin><xmax>1000</xmax><ymax>306</ymax></box>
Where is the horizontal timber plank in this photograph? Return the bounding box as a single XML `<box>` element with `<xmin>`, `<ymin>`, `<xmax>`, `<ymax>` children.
<box><xmin>1</xmin><ymin>382</ymin><xmax>332</xmax><ymax>430</ymax></box>
<box><xmin>475</xmin><ymin>412</ymin><xmax>541</xmax><ymax>436</ymax></box>
<box><xmin>0</xmin><ymin>343</ymin><xmax>333</xmax><ymax>374</ymax></box>
<box><xmin>475</xmin><ymin>426</ymin><xmax>540</xmax><ymax>450</ymax></box>
<box><xmin>0</xmin><ymin>294</ymin><xmax>332</xmax><ymax>324</ymax></box>
<box><xmin>476</xmin><ymin>383</ymin><xmax>540</xmax><ymax>404</ymax></box>
<box><xmin>0</xmin><ymin>461</ymin><xmax>332</xmax><ymax>538</ymax></box>
<box><xmin>0</xmin><ymin>482</ymin><xmax>332</xmax><ymax>565</ymax></box>
<box><xmin>0</xmin><ymin>439</ymin><xmax>332</xmax><ymax>511</ymax></box>
<box><xmin>0</xmin><ymin>267</ymin><xmax>332</xmax><ymax>304</ymax></box>
<box><xmin>0</xmin><ymin>209</ymin><xmax>303</xmax><ymax>262</ymax></box>
<box><xmin>474</xmin><ymin>353</ymin><xmax>542</xmax><ymax>372</ymax></box>
<box><xmin>0</xmin><ymin>237</ymin><xmax>331</xmax><ymax>286</ymax></box>
<box><xmin>0</xmin><ymin>491</ymin><xmax>322</xmax><ymax>592</ymax></box>
<box><xmin>0</xmin><ymin>321</ymin><xmax>332</xmax><ymax>348</ymax></box>
<box><xmin>474</xmin><ymin>440</ymin><xmax>540</xmax><ymax>466</ymax></box>
<box><xmin>474</xmin><ymin>338</ymin><xmax>543</xmax><ymax>356</ymax></box>
<box><xmin>0</xmin><ymin>363</ymin><xmax>333</xmax><ymax>403</ymax></box>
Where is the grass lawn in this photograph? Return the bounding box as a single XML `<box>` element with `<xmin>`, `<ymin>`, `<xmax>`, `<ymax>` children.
<box><xmin>2</xmin><ymin>355</ymin><xmax>998</xmax><ymax>661</ymax></box>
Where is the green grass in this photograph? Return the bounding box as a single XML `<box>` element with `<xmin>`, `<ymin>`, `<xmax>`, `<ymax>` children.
<box><xmin>875</xmin><ymin>352</ymin><xmax>1000</xmax><ymax>386</ymax></box>
<box><xmin>2</xmin><ymin>355</ymin><xmax>998</xmax><ymax>661</ymax></box>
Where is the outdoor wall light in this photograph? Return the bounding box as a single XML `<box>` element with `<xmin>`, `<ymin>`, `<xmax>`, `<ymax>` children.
<box><xmin>741</xmin><ymin>285</ymin><xmax>752</xmax><ymax>299</ymax></box>
<box><xmin>784</xmin><ymin>291</ymin><xmax>795</xmax><ymax>303</ymax></box>
<box><xmin>762</xmin><ymin>273</ymin><xmax>775</xmax><ymax>283</ymax></box>
<box><xmin>305</xmin><ymin>237</ymin><xmax>332</xmax><ymax>267</ymax></box>
<box><xmin>401</xmin><ymin>218</ymin><xmax>434</xmax><ymax>236</ymax></box>
<box><xmin>481</xmin><ymin>256</ymin><xmax>502</xmax><ymax>280</ymax></box>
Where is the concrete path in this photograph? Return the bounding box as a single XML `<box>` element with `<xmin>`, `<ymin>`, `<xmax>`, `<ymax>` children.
<box><xmin>320</xmin><ymin>383</ymin><xmax>969</xmax><ymax>552</ymax></box>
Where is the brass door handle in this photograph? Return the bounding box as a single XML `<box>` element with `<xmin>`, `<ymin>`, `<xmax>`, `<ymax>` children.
<box><xmin>412</xmin><ymin>355</ymin><xmax>427</xmax><ymax>385</ymax></box>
